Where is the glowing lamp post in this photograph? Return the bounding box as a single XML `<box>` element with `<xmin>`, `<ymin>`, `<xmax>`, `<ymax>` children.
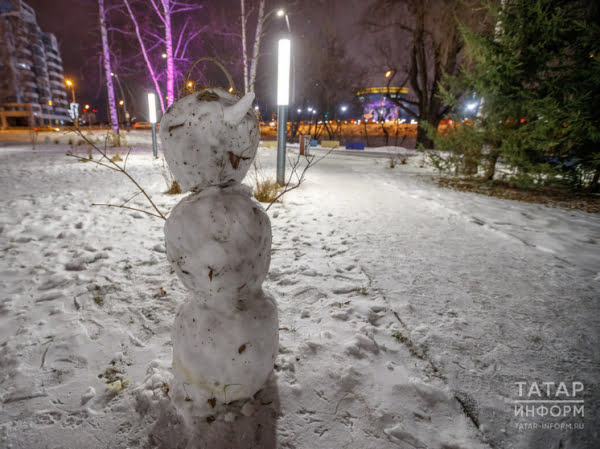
<box><xmin>148</xmin><ymin>93</ymin><xmax>158</xmax><ymax>158</ymax></box>
<box><xmin>65</xmin><ymin>79</ymin><xmax>78</xmax><ymax>128</ymax></box>
<box><xmin>276</xmin><ymin>38</ymin><xmax>291</xmax><ymax>185</ymax></box>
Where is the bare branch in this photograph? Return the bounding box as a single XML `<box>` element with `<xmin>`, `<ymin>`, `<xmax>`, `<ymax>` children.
<box><xmin>121</xmin><ymin>191</ymin><xmax>142</xmax><ymax>207</ymax></box>
<box><xmin>123</xmin><ymin>147</ymin><xmax>132</xmax><ymax>171</ymax></box>
<box><xmin>66</xmin><ymin>153</ymin><xmax>120</xmax><ymax>172</ymax></box>
<box><xmin>265</xmin><ymin>150</ymin><xmax>331</xmax><ymax>211</ymax></box>
<box><xmin>91</xmin><ymin>203</ymin><xmax>165</xmax><ymax>220</ymax></box>
<box><xmin>72</xmin><ymin>129</ymin><xmax>166</xmax><ymax>220</ymax></box>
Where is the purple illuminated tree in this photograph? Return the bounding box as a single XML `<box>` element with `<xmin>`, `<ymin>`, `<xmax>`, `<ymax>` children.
<box><xmin>122</xmin><ymin>0</ymin><xmax>205</xmax><ymax>113</ymax></box>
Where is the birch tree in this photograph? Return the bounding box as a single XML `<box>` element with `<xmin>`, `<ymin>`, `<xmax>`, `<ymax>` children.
<box><xmin>364</xmin><ymin>0</ymin><xmax>488</xmax><ymax>148</ymax></box>
<box><xmin>98</xmin><ymin>0</ymin><xmax>119</xmax><ymax>134</ymax></box>
<box><xmin>240</xmin><ymin>0</ymin><xmax>279</xmax><ymax>94</ymax></box>
<box><xmin>122</xmin><ymin>0</ymin><xmax>204</xmax><ymax>112</ymax></box>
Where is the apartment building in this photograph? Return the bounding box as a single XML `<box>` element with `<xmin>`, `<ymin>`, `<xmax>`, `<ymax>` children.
<box><xmin>0</xmin><ymin>0</ymin><xmax>71</xmax><ymax>128</ymax></box>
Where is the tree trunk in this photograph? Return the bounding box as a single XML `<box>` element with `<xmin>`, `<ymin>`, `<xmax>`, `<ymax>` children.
<box><xmin>124</xmin><ymin>0</ymin><xmax>165</xmax><ymax>113</ymax></box>
<box><xmin>163</xmin><ymin>0</ymin><xmax>175</xmax><ymax>106</ymax></box>
<box><xmin>590</xmin><ymin>166</ymin><xmax>600</xmax><ymax>192</ymax></box>
<box><xmin>98</xmin><ymin>0</ymin><xmax>119</xmax><ymax>135</ymax></box>
<box><xmin>248</xmin><ymin>0</ymin><xmax>265</xmax><ymax>93</ymax></box>
<box><xmin>484</xmin><ymin>151</ymin><xmax>499</xmax><ymax>180</ymax></box>
<box><xmin>240</xmin><ymin>0</ymin><xmax>248</xmax><ymax>93</ymax></box>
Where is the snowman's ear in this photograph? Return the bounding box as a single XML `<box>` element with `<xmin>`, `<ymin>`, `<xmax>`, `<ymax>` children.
<box><xmin>224</xmin><ymin>92</ymin><xmax>255</xmax><ymax>125</ymax></box>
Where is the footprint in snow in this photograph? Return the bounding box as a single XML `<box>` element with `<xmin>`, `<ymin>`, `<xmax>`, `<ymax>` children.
<box><xmin>35</xmin><ymin>410</ymin><xmax>63</xmax><ymax>426</ymax></box>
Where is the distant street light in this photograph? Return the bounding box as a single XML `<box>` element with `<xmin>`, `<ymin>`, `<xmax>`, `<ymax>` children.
<box><xmin>65</xmin><ymin>79</ymin><xmax>76</xmax><ymax>103</ymax></box>
<box><xmin>341</xmin><ymin>105</ymin><xmax>348</xmax><ymax>112</ymax></box>
<box><xmin>148</xmin><ymin>93</ymin><xmax>158</xmax><ymax>158</ymax></box>
<box><xmin>276</xmin><ymin>38</ymin><xmax>291</xmax><ymax>185</ymax></box>
<box><xmin>65</xmin><ymin>79</ymin><xmax>78</xmax><ymax>127</ymax></box>
<box><xmin>119</xmin><ymin>99</ymin><xmax>124</xmax><ymax>106</ymax></box>
<box><xmin>162</xmin><ymin>53</ymin><xmax>167</xmax><ymax>59</ymax></box>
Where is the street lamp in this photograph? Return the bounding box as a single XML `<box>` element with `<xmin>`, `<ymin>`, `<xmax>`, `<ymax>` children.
<box><xmin>148</xmin><ymin>93</ymin><xmax>158</xmax><ymax>158</ymax></box>
<box><xmin>65</xmin><ymin>79</ymin><xmax>78</xmax><ymax>127</ymax></box>
<box><xmin>65</xmin><ymin>79</ymin><xmax>75</xmax><ymax>103</ymax></box>
<box><xmin>276</xmin><ymin>38</ymin><xmax>291</xmax><ymax>185</ymax></box>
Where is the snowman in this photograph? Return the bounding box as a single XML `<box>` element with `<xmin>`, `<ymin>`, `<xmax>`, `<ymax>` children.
<box><xmin>159</xmin><ymin>88</ymin><xmax>278</xmax><ymax>426</ymax></box>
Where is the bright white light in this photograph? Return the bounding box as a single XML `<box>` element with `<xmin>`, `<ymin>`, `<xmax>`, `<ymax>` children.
<box><xmin>312</xmin><ymin>110</ymin><xmax>316</xmax><ymax>114</ymax></box>
<box><xmin>297</xmin><ymin>108</ymin><xmax>301</xmax><ymax>113</ymax></box>
<box><xmin>466</xmin><ymin>102</ymin><xmax>477</xmax><ymax>111</ymax></box>
<box><xmin>148</xmin><ymin>93</ymin><xmax>157</xmax><ymax>124</ymax></box>
<box><xmin>307</xmin><ymin>107</ymin><xmax>313</xmax><ymax>112</ymax></box>
<box><xmin>162</xmin><ymin>53</ymin><xmax>167</xmax><ymax>59</ymax></box>
<box><xmin>254</xmin><ymin>105</ymin><xmax>259</xmax><ymax>110</ymax></box>
<box><xmin>410</xmin><ymin>119</ymin><xmax>418</xmax><ymax>125</ymax></box>
<box><xmin>341</xmin><ymin>105</ymin><xmax>348</xmax><ymax>112</ymax></box>
<box><xmin>110</xmin><ymin>72</ymin><xmax>114</xmax><ymax>77</ymax></box>
<box><xmin>277</xmin><ymin>9</ymin><xmax>285</xmax><ymax>17</ymax></box>
<box><xmin>277</xmin><ymin>39</ymin><xmax>291</xmax><ymax>106</ymax></box>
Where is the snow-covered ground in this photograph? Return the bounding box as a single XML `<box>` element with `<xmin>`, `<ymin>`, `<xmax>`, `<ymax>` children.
<box><xmin>0</xmin><ymin>134</ymin><xmax>598</xmax><ymax>449</ymax></box>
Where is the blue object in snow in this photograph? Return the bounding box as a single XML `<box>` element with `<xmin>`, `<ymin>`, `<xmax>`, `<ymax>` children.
<box><xmin>310</xmin><ymin>139</ymin><xmax>318</xmax><ymax>147</ymax></box>
<box><xmin>346</xmin><ymin>142</ymin><xmax>365</xmax><ymax>150</ymax></box>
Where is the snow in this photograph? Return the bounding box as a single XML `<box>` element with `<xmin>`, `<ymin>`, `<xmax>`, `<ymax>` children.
<box><xmin>0</xmin><ymin>134</ymin><xmax>598</xmax><ymax>448</ymax></box>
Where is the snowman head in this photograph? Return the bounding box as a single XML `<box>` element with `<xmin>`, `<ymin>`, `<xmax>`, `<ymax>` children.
<box><xmin>159</xmin><ymin>89</ymin><xmax>259</xmax><ymax>192</ymax></box>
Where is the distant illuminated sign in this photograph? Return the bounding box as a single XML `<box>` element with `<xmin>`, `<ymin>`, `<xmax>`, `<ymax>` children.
<box><xmin>69</xmin><ymin>102</ymin><xmax>79</xmax><ymax>120</ymax></box>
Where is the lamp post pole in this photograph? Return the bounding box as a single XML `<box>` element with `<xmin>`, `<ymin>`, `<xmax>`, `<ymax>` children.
<box><xmin>148</xmin><ymin>93</ymin><xmax>158</xmax><ymax>158</ymax></box>
<box><xmin>66</xmin><ymin>80</ymin><xmax>78</xmax><ymax>128</ymax></box>
<box><xmin>276</xmin><ymin>38</ymin><xmax>291</xmax><ymax>185</ymax></box>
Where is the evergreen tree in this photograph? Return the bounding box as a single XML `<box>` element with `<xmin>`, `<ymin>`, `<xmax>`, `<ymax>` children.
<box><xmin>431</xmin><ymin>0</ymin><xmax>600</xmax><ymax>190</ymax></box>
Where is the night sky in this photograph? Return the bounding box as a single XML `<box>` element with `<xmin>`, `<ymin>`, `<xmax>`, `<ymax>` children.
<box><xmin>21</xmin><ymin>0</ymin><xmax>376</xmax><ymax>120</ymax></box>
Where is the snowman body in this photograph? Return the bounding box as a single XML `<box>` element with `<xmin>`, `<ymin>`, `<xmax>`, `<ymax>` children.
<box><xmin>159</xmin><ymin>89</ymin><xmax>277</xmax><ymax>425</ymax></box>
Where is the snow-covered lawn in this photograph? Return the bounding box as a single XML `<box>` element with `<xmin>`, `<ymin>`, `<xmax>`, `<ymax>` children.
<box><xmin>0</xmin><ymin>139</ymin><xmax>598</xmax><ymax>448</ymax></box>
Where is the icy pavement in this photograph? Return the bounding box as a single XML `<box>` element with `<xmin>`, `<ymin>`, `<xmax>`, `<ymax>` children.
<box><xmin>0</xmin><ymin>142</ymin><xmax>598</xmax><ymax>448</ymax></box>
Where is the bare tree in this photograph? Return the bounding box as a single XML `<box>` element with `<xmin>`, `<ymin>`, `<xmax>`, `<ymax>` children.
<box><xmin>292</xmin><ymin>2</ymin><xmax>366</xmax><ymax>140</ymax></box>
<box><xmin>98</xmin><ymin>0</ymin><xmax>120</xmax><ymax>134</ymax></box>
<box><xmin>364</xmin><ymin>0</ymin><xmax>488</xmax><ymax>148</ymax></box>
<box><xmin>240</xmin><ymin>0</ymin><xmax>279</xmax><ymax>94</ymax></box>
<box><xmin>121</xmin><ymin>0</ymin><xmax>205</xmax><ymax>112</ymax></box>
